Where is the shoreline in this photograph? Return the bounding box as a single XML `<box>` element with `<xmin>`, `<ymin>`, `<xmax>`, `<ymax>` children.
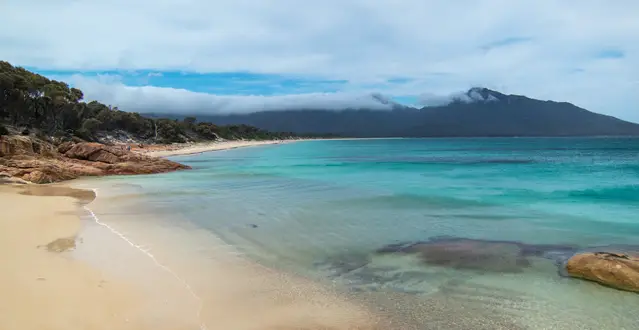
<box><xmin>132</xmin><ymin>137</ymin><xmax>403</xmax><ymax>158</ymax></box>
<box><xmin>0</xmin><ymin>184</ymin><xmax>155</xmax><ymax>329</ymax></box>
<box><xmin>79</xmin><ymin>180</ymin><xmax>391</xmax><ymax>329</ymax></box>
<box><xmin>69</xmin><ymin>178</ymin><xmax>532</xmax><ymax>330</ymax></box>
<box><xmin>1</xmin><ymin>181</ymin><xmax>392</xmax><ymax>329</ymax></box>
<box><xmin>133</xmin><ymin>139</ymin><xmax>297</xmax><ymax>158</ymax></box>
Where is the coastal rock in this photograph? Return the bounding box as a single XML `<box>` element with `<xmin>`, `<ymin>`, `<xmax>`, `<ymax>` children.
<box><xmin>56</xmin><ymin>141</ymin><xmax>75</xmax><ymax>154</ymax></box>
<box><xmin>565</xmin><ymin>252</ymin><xmax>639</xmax><ymax>293</ymax></box>
<box><xmin>0</xmin><ymin>137</ymin><xmax>190</xmax><ymax>184</ymax></box>
<box><xmin>64</xmin><ymin>142</ymin><xmax>125</xmax><ymax>163</ymax></box>
<box><xmin>0</xmin><ymin>135</ymin><xmax>57</xmax><ymax>157</ymax></box>
<box><xmin>0</xmin><ymin>172</ymin><xmax>28</xmax><ymax>184</ymax></box>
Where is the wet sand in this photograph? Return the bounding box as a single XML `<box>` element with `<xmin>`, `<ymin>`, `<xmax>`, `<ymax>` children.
<box><xmin>0</xmin><ymin>185</ymin><xmax>150</xmax><ymax>330</ymax></box>
<box><xmin>0</xmin><ymin>183</ymin><xmax>387</xmax><ymax>329</ymax></box>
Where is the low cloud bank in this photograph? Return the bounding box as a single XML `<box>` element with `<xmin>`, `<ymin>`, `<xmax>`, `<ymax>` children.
<box><xmin>418</xmin><ymin>88</ymin><xmax>500</xmax><ymax>107</ymax></box>
<box><xmin>69</xmin><ymin>74</ymin><xmax>509</xmax><ymax>115</ymax></box>
<box><xmin>68</xmin><ymin>75</ymin><xmax>395</xmax><ymax>114</ymax></box>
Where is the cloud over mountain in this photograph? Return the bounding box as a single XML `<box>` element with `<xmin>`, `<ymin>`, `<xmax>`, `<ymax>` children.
<box><xmin>2</xmin><ymin>0</ymin><xmax>637</xmax><ymax>121</ymax></box>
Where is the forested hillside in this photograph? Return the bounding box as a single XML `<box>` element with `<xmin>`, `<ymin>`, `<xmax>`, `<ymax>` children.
<box><xmin>0</xmin><ymin>61</ymin><xmax>300</xmax><ymax>143</ymax></box>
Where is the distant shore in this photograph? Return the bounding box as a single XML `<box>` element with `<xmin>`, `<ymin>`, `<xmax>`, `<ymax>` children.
<box><xmin>132</xmin><ymin>139</ymin><xmax>296</xmax><ymax>157</ymax></box>
<box><xmin>133</xmin><ymin>137</ymin><xmax>404</xmax><ymax>158</ymax></box>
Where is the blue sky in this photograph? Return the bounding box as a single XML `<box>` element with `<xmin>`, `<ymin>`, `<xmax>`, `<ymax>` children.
<box><xmin>3</xmin><ymin>0</ymin><xmax>638</xmax><ymax>120</ymax></box>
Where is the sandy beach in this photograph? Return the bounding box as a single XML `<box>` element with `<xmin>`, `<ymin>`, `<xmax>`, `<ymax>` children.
<box><xmin>0</xmin><ymin>185</ymin><xmax>152</xmax><ymax>330</ymax></box>
<box><xmin>133</xmin><ymin>140</ymin><xmax>293</xmax><ymax>157</ymax></box>
<box><xmin>132</xmin><ymin>138</ymin><xmax>399</xmax><ymax>158</ymax></box>
<box><xmin>0</xmin><ymin>182</ymin><xmax>388</xmax><ymax>329</ymax></box>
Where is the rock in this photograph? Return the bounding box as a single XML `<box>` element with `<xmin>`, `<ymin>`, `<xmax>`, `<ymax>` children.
<box><xmin>64</xmin><ymin>142</ymin><xmax>124</xmax><ymax>161</ymax></box>
<box><xmin>376</xmin><ymin>237</ymin><xmax>579</xmax><ymax>274</ymax></box>
<box><xmin>23</xmin><ymin>170</ymin><xmax>47</xmax><ymax>184</ymax></box>
<box><xmin>565</xmin><ymin>252</ymin><xmax>639</xmax><ymax>293</ymax></box>
<box><xmin>0</xmin><ymin>136</ymin><xmax>190</xmax><ymax>184</ymax></box>
<box><xmin>56</xmin><ymin>141</ymin><xmax>74</xmax><ymax>154</ymax></box>
<box><xmin>0</xmin><ymin>135</ymin><xmax>57</xmax><ymax>157</ymax></box>
<box><xmin>0</xmin><ymin>172</ymin><xmax>28</xmax><ymax>184</ymax></box>
<box><xmin>88</xmin><ymin>149</ymin><xmax>120</xmax><ymax>164</ymax></box>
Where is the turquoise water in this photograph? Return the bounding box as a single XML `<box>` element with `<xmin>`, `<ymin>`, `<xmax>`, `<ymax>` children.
<box><xmin>90</xmin><ymin>138</ymin><xmax>639</xmax><ymax>329</ymax></box>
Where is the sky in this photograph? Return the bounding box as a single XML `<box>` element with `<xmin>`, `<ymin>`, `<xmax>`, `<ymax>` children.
<box><xmin>2</xmin><ymin>0</ymin><xmax>638</xmax><ymax>121</ymax></box>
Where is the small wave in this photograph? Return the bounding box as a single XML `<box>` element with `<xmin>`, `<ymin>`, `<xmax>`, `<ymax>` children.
<box><xmin>565</xmin><ymin>185</ymin><xmax>639</xmax><ymax>203</ymax></box>
<box><xmin>496</xmin><ymin>185</ymin><xmax>639</xmax><ymax>205</ymax></box>
<box><xmin>329</xmin><ymin>193</ymin><xmax>493</xmax><ymax>210</ymax></box>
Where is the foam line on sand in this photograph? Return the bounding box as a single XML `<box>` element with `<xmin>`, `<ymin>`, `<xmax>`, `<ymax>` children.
<box><xmin>83</xmin><ymin>188</ymin><xmax>208</xmax><ymax>330</ymax></box>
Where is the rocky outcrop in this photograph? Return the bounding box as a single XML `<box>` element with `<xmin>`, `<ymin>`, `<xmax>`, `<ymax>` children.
<box><xmin>565</xmin><ymin>252</ymin><xmax>639</xmax><ymax>293</ymax></box>
<box><xmin>0</xmin><ymin>135</ymin><xmax>190</xmax><ymax>184</ymax></box>
<box><xmin>0</xmin><ymin>135</ymin><xmax>57</xmax><ymax>158</ymax></box>
<box><xmin>62</xmin><ymin>142</ymin><xmax>124</xmax><ymax>164</ymax></box>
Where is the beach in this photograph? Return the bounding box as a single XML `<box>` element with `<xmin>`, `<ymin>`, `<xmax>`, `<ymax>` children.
<box><xmin>0</xmin><ymin>185</ymin><xmax>153</xmax><ymax>330</ymax></box>
<box><xmin>0</xmin><ymin>181</ymin><xmax>389</xmax><ymax>329</ymax></box>
<box><xmin>133</xmin><ymin>140</ymin><xmax>292</xmax><ymax>157</ymax></box>
<box><xmin>4</xmin><ymin>137</ymin><xmax>639</xmax><ymax>330</ymax></box>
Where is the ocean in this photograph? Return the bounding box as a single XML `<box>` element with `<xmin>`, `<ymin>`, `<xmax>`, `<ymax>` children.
<box><xmin>81</xmin><ymin>138</ymin><xmax>639</xmax><ymax>329</ymax></box>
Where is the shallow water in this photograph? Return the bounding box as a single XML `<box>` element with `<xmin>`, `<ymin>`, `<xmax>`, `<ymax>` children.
<box><xmin>81</xmin><ymin>138</ymin><xmax>639</xmax><ymax>329</ymax></box>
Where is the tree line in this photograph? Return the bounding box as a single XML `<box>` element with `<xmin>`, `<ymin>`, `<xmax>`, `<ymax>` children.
<box><xmin>0</xmin><ymin>60</ymin><xmax>303</xmax><ymax>143</ymax></box>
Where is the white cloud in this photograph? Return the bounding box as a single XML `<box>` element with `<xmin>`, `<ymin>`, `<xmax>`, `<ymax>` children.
<box><xmin>418</xmin><ymin>89</ymin><xmax>500</xmax><ymax>106</ymax></box>
<box><xmin>1</xmin><ymin>0</ymin><xmax>638</xmax><ymax>121</ymax></box>
<box><xmin>64</xmin><ymin>74</ymin><xmax>393</xmax><ymax>114</ymax></box>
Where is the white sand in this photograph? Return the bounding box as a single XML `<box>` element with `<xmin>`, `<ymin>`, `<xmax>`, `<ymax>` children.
<box><xmin>138</xmin><ymin>140</ymin><xmax>293</xmax><ymax>157</ymax></box>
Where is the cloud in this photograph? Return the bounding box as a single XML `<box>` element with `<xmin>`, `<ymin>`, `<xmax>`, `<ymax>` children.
<box><xmin>63</xmin><ymin>74</ymin><xmax>393</xmax><ymax>114</ymax></box>
<box><xmin>417</xmin><ymin>89</ymin><xmax>499</xmax><ymax>107</ymax></box>
<box><xmin>595</xmin><ymin>49</ymin><xmax>625</xmax><ymax>59</ymax></box>
<box><xmin>1</xmin><ymin>0</ymin><xmax>638</xmax><ymax>122</ymax></box>
<box><xmin>480</xmin><ymin>37</ymin><xmax>534</xmax><ymax>51</ymax></box>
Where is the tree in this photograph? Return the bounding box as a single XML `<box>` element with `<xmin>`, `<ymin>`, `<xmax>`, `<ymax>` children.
<box><xmin>183</xmin><ymin>116</ymin><xmax>196</xmax><ymax>127</ymax></box>
<box><xmin>70</xmin><ymin>88</ymin><xmax>83</xmax><ymax>103</ymax></box>
<box><xmin>0</xmin><ymin>60</ymin><xmax>303</xmax><ymax>143</ymax></box>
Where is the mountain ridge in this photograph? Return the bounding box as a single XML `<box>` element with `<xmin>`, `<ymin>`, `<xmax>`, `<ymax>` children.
<box><xmin>148</xmin><ymin>88</ymin><xmax>639</xmax><ymax>138</ymax></box>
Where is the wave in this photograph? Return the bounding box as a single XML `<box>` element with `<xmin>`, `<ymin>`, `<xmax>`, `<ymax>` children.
<box><xmin>565</xmin><ymin>185</ymin><xmax>639</xmax><ymax>203</ymax></box>
<box><xmin>328</xmin><ymin>193</ymin><xmax>494</xmax><ymax>210</ymax></box>
<box><xmin>329</xmin><ymin>157</ymin><xmax>538</xmax><ymax>166</ymax></box>
<box><xmin>496</xmin><ymin>184</ymin><xmax>639</xmax><ymax>205</ymax></box>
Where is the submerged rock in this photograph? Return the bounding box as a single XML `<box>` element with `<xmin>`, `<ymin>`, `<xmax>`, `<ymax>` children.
<box><xmin>565</xmin><ymin>252</ymin><xmax>639</xmax><ymax>293</ymax></box>
<box><xmin>319</xmin><ymin>237</ymin><xmax>639</xmax><ymax>295</ymax></box>
<box><xmin>378</xmin><ymin>238</ymin><xmax>531</xmax><ymax>273</ymax></box>
<box><xmin>377</xmin><ymin>237</ymin><xmax>579</xmax><ymax>274</ymax></box>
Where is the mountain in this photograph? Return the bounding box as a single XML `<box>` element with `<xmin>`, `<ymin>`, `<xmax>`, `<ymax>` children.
<box><xmin>163</xmin><ymin>88</ymin><xmax>639</xmax><ymax>137</ymax></box>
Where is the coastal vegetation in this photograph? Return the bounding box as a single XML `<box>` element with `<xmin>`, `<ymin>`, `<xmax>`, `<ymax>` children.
<box><xmin>0</xmin><ymin>60</ymin><xmax>300</xmax><ymax>144</ymax></box>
